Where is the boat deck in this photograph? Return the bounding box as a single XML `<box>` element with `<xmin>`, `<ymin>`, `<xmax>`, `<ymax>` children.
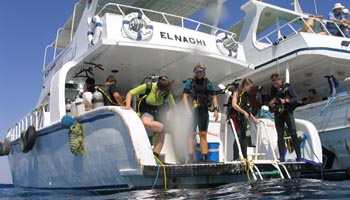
<box><xmin>143</xmin><ymin>161</ymin><xmax>318</xmax><ymax>178</ymax></box>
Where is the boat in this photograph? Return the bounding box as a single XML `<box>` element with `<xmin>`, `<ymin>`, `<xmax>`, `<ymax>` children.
<box><xmin>0</xmin><ymin>0</ymin><xmax>322</xmax><ymax>192</ymax></box>
<box><xmin>228</xmin><ymin>0</ymin><xmax>350</xmax><ymax>180</ymax></box>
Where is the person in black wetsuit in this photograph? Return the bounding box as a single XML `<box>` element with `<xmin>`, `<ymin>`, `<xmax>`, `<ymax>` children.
<box><xmin>104</xmin><ymin>75</ymin><xmax>125</xmax><ymax>106</ymax></box>
<box><xmin>268</xmin><ymin>74</ymin><xmax>301</xmax><ymax>162</ymax></box>
<box><xmin>183</xmin><ymin>63</ymin><xmax>219</xmax><ymax>163</ymax></box>
<box><xmin>228</xmin><ymin>78</ymin><xmax>257</xmax><ymax>161</ymax></box>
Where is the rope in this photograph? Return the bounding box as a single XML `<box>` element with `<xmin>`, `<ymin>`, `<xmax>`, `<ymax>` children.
<box><xmin>152</xmin><ymin>159</ymin><xmax>160</xmax><ymax>190</ymax></box>
<box><xmin>151</xmin><ymin>159</ymin><xmax>161</xmax><ymax>190</ymax></box>
<box><xmin>257</xmin><ymin>109</ymin><xmax>274</xmax><ymax>120</ymax></box>
<box><xmin>300</xmin><ymin>133</ymin><xmax>324</xmax><ymax>180</ymax></box>
<box><xmin>309</xmin><ymin>96</ymin><xmax>337</xmax><ymax>122</ymax></box>
<box><xmin>241</xmin><ymin>158</ymin><xmax>251</xmax><ymax>181</ymax></box>
<box><xmin>153</xmin><ymin>155</ymin><xmax>167</xmax><ymax>190</ymax></box>
<box><xmin>137</xmin><ymin>94</ymin><xmax>147</xmax><ymax>116</ymax></box>
<box><xmin>245</xmin><ymin>159</ymin><xmax>250</xmax><ymax>181</ymax></box>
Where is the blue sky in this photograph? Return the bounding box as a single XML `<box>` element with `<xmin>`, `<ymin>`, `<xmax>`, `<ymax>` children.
<box><xmin>0</xmin><ymin>0</ymin><xmax>348</xmax><ymax>184</ymax></box>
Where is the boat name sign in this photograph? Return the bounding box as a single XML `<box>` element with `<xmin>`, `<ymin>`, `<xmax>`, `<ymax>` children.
<box><xmin>160</xmin><ymin>31</ymin><xmax>207</xmax><ymax>47</ymax></box>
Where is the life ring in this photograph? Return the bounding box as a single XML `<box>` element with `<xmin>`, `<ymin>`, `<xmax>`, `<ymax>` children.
<box><xmin>216</xmin><ymin>32</ymin><xmax>238</xmax><ymax>57</ymax></box>
<box><xmin>20</xmin><ymin>125</ymin><xmax>36</xmax><ymax>153</ymax></box>
<box><xmin>87</xmin><ymin>15</ymin><xmax>103</xmax><ymax>45</ymax></box>
<box><xmin>122</xmin><ymin>12</ymin><xmax>153</xmax><ymax>41</ymax></box>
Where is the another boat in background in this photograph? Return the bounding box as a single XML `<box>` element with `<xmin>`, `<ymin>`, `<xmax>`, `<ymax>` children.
<box><xmin>229</xmin><ymin>0</ymin><xmax>350</xmax><ymax>180</ymax></box>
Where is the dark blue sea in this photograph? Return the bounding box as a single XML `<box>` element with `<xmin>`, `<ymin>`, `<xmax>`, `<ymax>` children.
<box><xmin>1</xmin><ymin>179</ymin><xmax>350</xmax><ymax>199</ymax></box>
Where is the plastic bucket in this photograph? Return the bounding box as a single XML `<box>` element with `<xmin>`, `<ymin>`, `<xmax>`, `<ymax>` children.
<box><xmin>196</xmin><ymin>142</ymin><xmax>220</xmax><ymax>162</ymax></box>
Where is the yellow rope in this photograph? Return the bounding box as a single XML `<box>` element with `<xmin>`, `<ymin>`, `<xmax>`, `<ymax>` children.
<box><xmin>137</xmin><ymin>95</ymin><xmax>147</xmax><ymax>116</ymax></box>
<box><xmin>241</xmin><ymin>158</ymin><xmax>251</xmax><ymax>181</ymax></box>
<box><xmin>154</xmin><ymin>155</ymin><xmax>167</xmax><ymax>190</ymax></box>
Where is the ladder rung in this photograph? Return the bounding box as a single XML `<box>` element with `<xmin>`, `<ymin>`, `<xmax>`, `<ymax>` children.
<box><xmin>248</xmin><ymin>153</ymin><xmax>266</xmax><ymax>156</ymax></box>
<box><xmin>257</xmin><ymin>170</ymin><xmax>280</xmax><ymax>176</ymax></box>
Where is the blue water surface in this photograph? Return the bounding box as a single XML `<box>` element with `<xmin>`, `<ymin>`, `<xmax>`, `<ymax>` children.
<box><xmin>1</xmin><ymin>179</ymin><xmax>350</xmax><ymax>199</ymax></box>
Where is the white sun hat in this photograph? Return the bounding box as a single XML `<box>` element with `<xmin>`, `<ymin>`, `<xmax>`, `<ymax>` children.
<box><xmin>333</xmin><ymin>3</ymin><xmax>345</xmax><ymax>10</ymax></box>
<box><xmin>343</xmin><ymin>8</ymin><xmax>349</xmax><ymax>14</ymax></box>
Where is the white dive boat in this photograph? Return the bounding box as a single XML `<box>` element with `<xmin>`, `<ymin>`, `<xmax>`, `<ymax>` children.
<box><xmin>229</xmin><ymin>0</ymin><xmax>350</xmax><ymax>179</ymax></box>
<box><xmin>0</xmin><ymin>0</ymin><xmax>322</xmax><ymax>192</ymax></box>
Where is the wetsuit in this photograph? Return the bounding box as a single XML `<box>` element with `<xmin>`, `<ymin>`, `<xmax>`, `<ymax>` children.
<box><xmin>183</xmin><ymin>78</ymin><xmax>215</xmax><ymax>132</ymax></box>
<box><xmin>268</xmin><ymin>83</ymin><xmax>301</xmax><ymax>162</ymax></box>
<box><xmin>229</xmin><ymin>91</ymin><xmax>250</xmax><ymax>160</ymax></box>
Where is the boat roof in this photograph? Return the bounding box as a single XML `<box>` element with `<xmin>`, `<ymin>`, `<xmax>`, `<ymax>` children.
<box><xmin>52</xmin><ymin>0</ymin><xmax>212</xmax><ymax>50</ymax></box>
<box><xmin>228</xmin><ymin>0</ymin><xmax>308</xmax><ymax>40</ymax></box>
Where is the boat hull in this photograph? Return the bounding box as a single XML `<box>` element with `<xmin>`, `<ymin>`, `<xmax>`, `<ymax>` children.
<box><xmin>7</xmin><ymin>107</ymin><xmax>314</xmax><ymax>191</ymax></box>
<box><xmin>8</xmin><ymin>107</ymin><xmax>153</xmax><ymax>190</ymax></box>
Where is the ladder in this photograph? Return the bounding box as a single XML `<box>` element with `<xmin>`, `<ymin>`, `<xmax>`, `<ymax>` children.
<box><xmin>224</xmin><ymin>118</ymin><xmax>291</xmax><ymax>180</ymax></box>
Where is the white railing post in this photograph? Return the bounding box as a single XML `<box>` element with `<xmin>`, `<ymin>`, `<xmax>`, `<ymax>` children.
<box><xmin>42</xmin><ymin>45</ymin><xmax>53</xmax><ymax>71</ymax></box>
<box><xmin>70</xmin><ymin>2</ymin><xmax>80</xmax><ymax>41</ymax></box>
<box><xmin>228</xmin><ymin>119</ymin><xmax>244</xmax><ymax>160</ymax></box>
<box><xmin>54</xmin><ymin>28</ymin><xmax>64</xmax><ymax>59</ymax></box>
<box><xmin>224</xmin><ymin>119</ymin><xmax>228</xmax><ymax>162</ymax></box>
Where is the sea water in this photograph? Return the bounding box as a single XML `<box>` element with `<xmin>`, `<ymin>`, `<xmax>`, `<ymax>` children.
<box><xmin>1</xmin><ymin>179</ymin><xmax>350</xmax><ymax>199</ymax></box>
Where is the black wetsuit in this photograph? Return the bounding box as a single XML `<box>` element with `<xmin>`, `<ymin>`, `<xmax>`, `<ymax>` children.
<box><xmin>268</xmin><ymin>83</ymin><xmax>301</xmax><ymax>162</ymax></box>
<box><xmin>229</xmin><ymin>91</ymin><xmax>250</xmax><ymax>160</ymax></box>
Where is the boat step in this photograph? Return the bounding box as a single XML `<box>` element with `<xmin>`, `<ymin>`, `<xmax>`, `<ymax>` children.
<box><xmin>256</xmin><ymin>170</ymin><xmax>280</xmax><ymax>176</ymax></box>
<box><xmin>119</xmin><ymin>168</ymin><xmax>141</xmax><ymax>176</ymax></box>
<box><xmin>248</xmin><ymin>153</ymin><xmax>266</xmax><ymax>156</ymax></box>
<box><xmin>248</xmin><ymin>153</ymin><xmax>267</xmax><ymax>160</ymax></box>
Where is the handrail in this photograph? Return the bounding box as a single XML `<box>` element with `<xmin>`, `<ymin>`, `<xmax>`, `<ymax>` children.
<box><xmin>257</xmin><ymin>17</ymin><xmax>305</xmax><ymax>44</ymax></box>
<box><xmin>326</xmin><ymin>20</ymin><xmax>346</xmax><ymax>37</ymax></box>
<box><xmin>42</xmin><ymin>2</ymin><xmax>236</xmax><ymax>71</ymax></box>
<box><xmin>8</xmin><ymin>109</ymin><xmax>41</xmax><ymax>142</ymax></box>
<box><xmin>225</xmin><ymin>119</ymin><xmax>244</xmax><ymax>160</ymax></box>
<box><xmin>43</xmin><ymin>0</ymin><xmax>78</xmax><ymax>71</ymax></box>
<box><xmin>42</xmin><ymin>27</ymin><xmax>64</xmax><ymax>71</ymax></box>
<box><xmin>54</xmin><ymin>28</ymin><xmax>64</xmax><ymax>59</ymax></box>
<box><xmin>42</xmin><ymin>45</ymin><xmax>53</xmax><ymax>71</ymax></box>
<box><xmin>71</xmin><ymin>2</ymin><xmax>79</xmax><ymax>42</ymax></box>
<box><xmin>257</xmin><ymin>16</ymin><xmax>347</xmax><ymax>46</ymax></box>
<box><xmin>95</xmin><ymin>3</ymin><xmax>235</xmax><ymax>37</ymax></box>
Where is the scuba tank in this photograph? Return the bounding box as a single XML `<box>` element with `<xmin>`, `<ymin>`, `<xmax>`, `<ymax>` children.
<box><xmin>219</xmin><ymin>80</ymin><xmax>240</xmax><ymax>132</ymax></box>
<box><xmin>93</xmin><ymin>89</ymin><xmax>104</xmax><ymax>108</ymax></box>
<box><xmin>82</xmin><ymin>92</ymin><xmax>93</xmax><ymax>111</ymax></box>
<box><xmin>74</xmin><ymin>96</ymin><xmax>85</xmax><ymax>116</ymax></box>
<box><xmin>70</xmin><ymin>99</ymin><xmax>77</xmax><ymax>117</ymax></box>
<box><xmin>66</xmin><ymin>99</ymin><xmax>72</xmax><ymax>116</ymax></box>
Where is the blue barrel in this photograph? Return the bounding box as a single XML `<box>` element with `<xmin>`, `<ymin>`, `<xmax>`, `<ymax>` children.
<box><xmin>196</xmin><ymin>142</ymin><xmax>220</xmax><ymax>162</ymax></box>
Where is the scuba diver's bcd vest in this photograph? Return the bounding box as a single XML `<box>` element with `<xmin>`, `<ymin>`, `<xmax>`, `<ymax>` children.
<box><xmin>269</xmin><ymin>83</ymin><xmax>298</xmax><ymax>113</ymax></box>
<box><xmin>189</xmin><ymin>78</ymin><xmax>211</xmax><ymax>109</ymax></box>
<box><xmin>97</xmin><ymin>86</ymin><xmax>119</xmax><ymax>106</ymax></box>
<box><xmin>136</xmin><ymin>81</ymin><xmax>169</xmax><ymax>116</ymax></box>
<box><xmin>228</xmin><ymin>90</ymin><xmax>251</xmax><ymax>128</ymax></box>
<box><xmin>137</xmin><ymin>81</ymin><xmax>153</xmax><ymax>116</ymax></box>
<box><xmin>228</xmin><ymin>91</ymin><xmax>251</xmax><ymax>116</ymax></box>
